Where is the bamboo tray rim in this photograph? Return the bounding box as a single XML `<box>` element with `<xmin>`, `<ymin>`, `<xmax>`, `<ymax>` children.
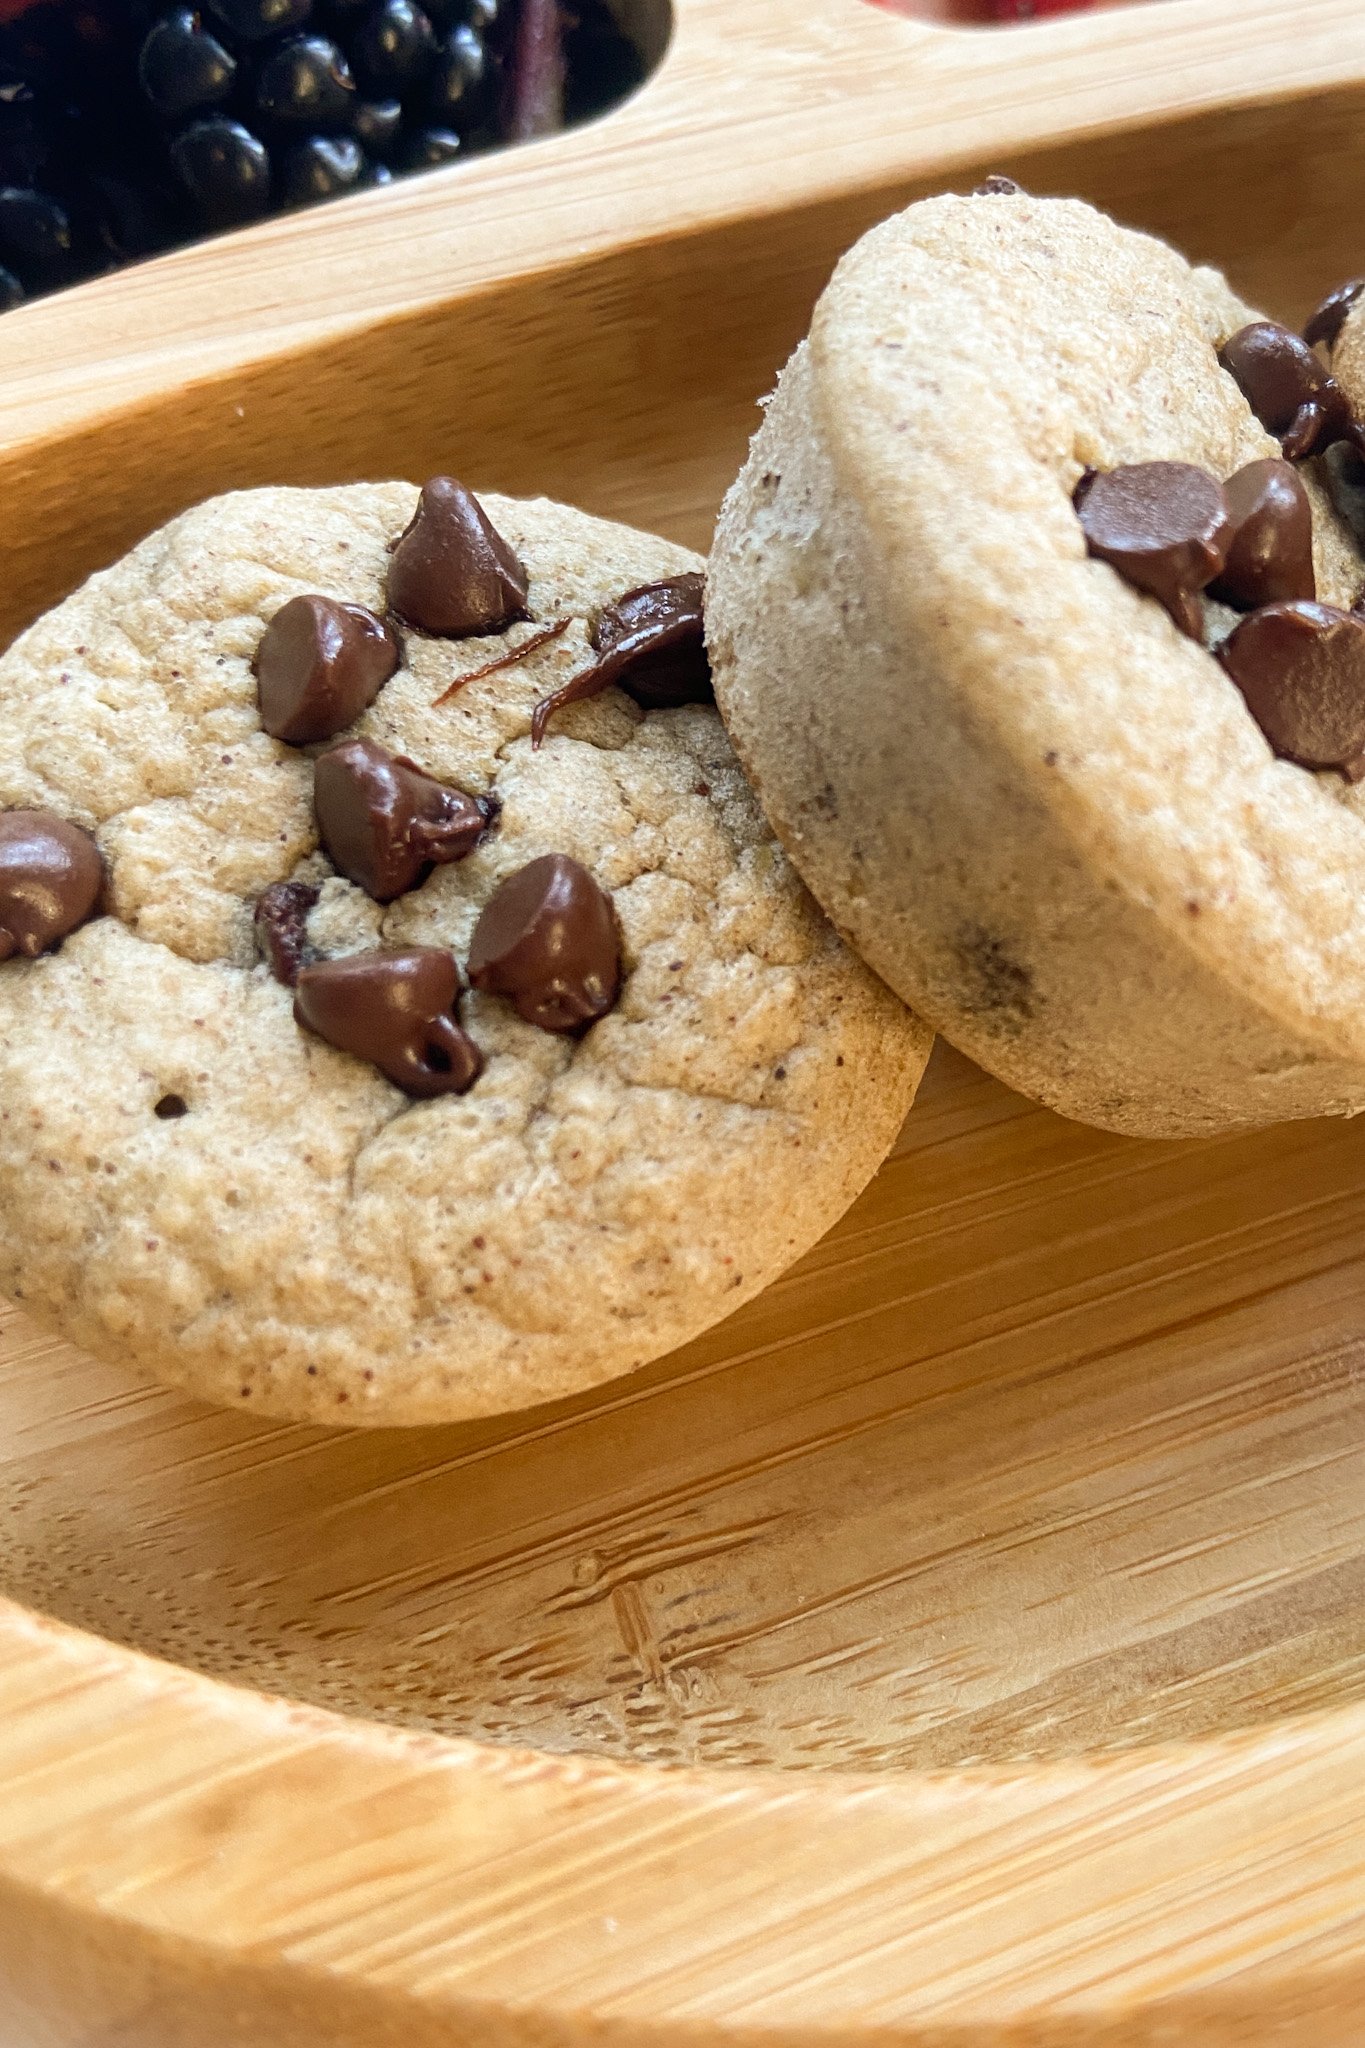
<box><xmin>8</xmin><ymin>1583</ymin><xmax>1365</xmax><ymax>1796</ymax></box>
<box><xmin>7</xmin><ymin>0</ymin><xmax>1365</xmax><ymax>2033</ymax></box>
<box><xmin>0</xmin><ymin>0</ymin><xmax>1362</xmax><ymax>462</ymax></box>
<box><xmin>7</xmin><ymin>1586</ymin><xmax>1365</xmax><ymax>2023</ymax></box>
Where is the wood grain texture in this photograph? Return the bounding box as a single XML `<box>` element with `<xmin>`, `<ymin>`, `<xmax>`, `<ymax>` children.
<box><xmin>9</xmin><ymin>1048</ymin><xmax>1365</xmax><ymax>1779</ymax></box>
<box><xmin>0</xmin><ymin>0</ymin><xmax>1361</xmax><ymax>644</ymax></box>
<box><xmin>8</xmin><ymin>1052</ymin><xmax>1365</xmax><ymax>2042</ymax></box>
<box><xmin>5</xmin><ymin>0</ymin><xmax>1365</xmax><ymax>2040</ymax></box>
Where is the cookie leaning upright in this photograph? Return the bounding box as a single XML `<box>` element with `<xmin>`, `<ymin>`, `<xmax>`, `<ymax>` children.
<box><xmin>708</xmin><ymin>191</ymin><xmax>1365</xmax><ymax>1137</ymax></box>
<box><xmin>0</xmin><ymin>483</ymin><xmax>929</xmax><ymax>1426</ymax></box>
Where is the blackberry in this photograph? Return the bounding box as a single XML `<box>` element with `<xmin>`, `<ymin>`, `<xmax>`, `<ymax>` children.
<box><xmin>0</xmin><ymin>0</ymin><xmax>650</xmax><ymax>310</ymax></box>
<box><xmin>138</xmin><ymin>10</ymin><xmax>237</xmax><ymax>120</ymax></box>
<box><xmin>255</xmin><ymin>35</ymin><xmax>356</xmax><ymax>128</ymax></box>
<box><xmin>351</xmin><ymin>2</ymin><xmax>436</xmax><ymax>96</ymax></box>
<box><xmin>427</xmin><ymin>0</ymin><xmax>503</xmax><ymax>29</ymax></box>
<box><xmin>279</xmin><ymin>131</ymin><xmax>365</xmax><ymax>205</ymax></box>
<box><xmin>207</xmin><ymin>0</ymin><xmax>312</xmax><ymax>40</ymax></box>
<box><xmin>0</xmin><ymin>183</ymin><xmax>73</xmax><ymax>279</ymax></box>
<box><xmin>352</xmin><ymin>95</ymin><xmax>401</xmax><ymax>153</ymax></box>
<box><xmin>391</xmin><ymin>123</ymin><xmax>459</xmax><ymax>171</ymax></box>
<box><xmin>427</xmin><ymin>24</ymin><xmax>488</xmax><ymax>125</ymax></box>
<box><xmin>170</xmin><ymin>116</ymin><xmax>270</xmax><ymax>224</ymax></box>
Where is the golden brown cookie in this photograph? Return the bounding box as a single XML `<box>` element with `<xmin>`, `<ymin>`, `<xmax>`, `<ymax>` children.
<box><xmin>708</xmin><ymin>192</ymin><xmax>1365</xmax><ymax>1138</ymax></box>
<box><xmin>0</xmin><ymin>485</ymin><xmax>929</xmax><ymax>1424</ymax></box>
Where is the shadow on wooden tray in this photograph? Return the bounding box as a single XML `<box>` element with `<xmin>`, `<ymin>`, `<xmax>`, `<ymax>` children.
<box><xmin>3</xmin><ymin>1039</ymin><xmax>1365</xmax><ymax>1776</ymax></box>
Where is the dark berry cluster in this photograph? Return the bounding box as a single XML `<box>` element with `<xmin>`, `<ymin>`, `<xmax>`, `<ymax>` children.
<box><xmin>0</xmin><ymin>0</ymin><xmax>643</xmax><ymax>308</ymax></box>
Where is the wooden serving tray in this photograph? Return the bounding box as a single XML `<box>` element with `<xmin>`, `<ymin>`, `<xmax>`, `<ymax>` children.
<box><xmin>6</xmin><ymin>0</ymin><xmax>1365</xmax><ymax>2040</ymax></box>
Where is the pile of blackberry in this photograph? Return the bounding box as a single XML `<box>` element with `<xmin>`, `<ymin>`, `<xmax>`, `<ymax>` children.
<box><xmin>0</xmin><ymin>0</ymin><xmax>642</xmax><ymax>309</ymax></box>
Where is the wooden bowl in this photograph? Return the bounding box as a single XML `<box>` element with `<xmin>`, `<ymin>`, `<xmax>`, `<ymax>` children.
<box><xmin>6</xmin><ymin>0</ymin><xmax>1365</xmax><ymax>2040</ymax></box>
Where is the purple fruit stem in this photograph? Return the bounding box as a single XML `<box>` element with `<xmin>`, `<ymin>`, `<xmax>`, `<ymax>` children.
<box><xmin>504</xmin><ymin>0</ymin><xmax>565</xmax><ymax>142</ymax></box>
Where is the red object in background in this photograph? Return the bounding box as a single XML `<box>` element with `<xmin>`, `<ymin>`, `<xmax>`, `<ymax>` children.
<box><xmin>990</xmin><ymin>0</ymin><xmax>1093</xmax><ymax>15</ymax></box>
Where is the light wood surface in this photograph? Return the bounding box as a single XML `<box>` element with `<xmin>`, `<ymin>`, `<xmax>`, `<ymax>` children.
<box><xmin>5</xmin><ymin>0</ymin><xmax>1365</xmax><ymax>2041</ymax></box>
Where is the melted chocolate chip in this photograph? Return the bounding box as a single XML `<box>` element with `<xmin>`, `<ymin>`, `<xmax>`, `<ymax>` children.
<box><xmin>530</xmin><ymin>573</ymin><xmax>711</xmax><ymax>745</ymax></box>
<box><xmin>256</xmin><ymin>595</ymin><xmax>399</xmax><ymax>746</ymax></box>
<box><xmin>314</xmin><ymin>738</ymin><xmax>493</xmax><ymax>904</ymax></box>
<box><xmin>430</xmin><ymin>618</ymin><xmax>571</xmax><ymax>707</ymax></box>
<box><xmin>1305</xmin><ymin>277</ymin><xmax>1365</xmax><ymax>352</ymax></box>
<box><xmin>1219</xmin><ymin>322</ymin><xmax>1364</xmax><ymax>461</ymax></box>
<box><xmin>1208</xmin><ymin>459</ymin><xmax>1316</xmax><ymax>611</ymax></box>
<box><xmin>294</xmin><ymin>948</ymin><xmax>483</xmax><ymax>1097</ymax></box>
<box><xmin>254</xmin><ymin>879</ymin><xmax>321</xmax><ymax>987</ymax></box>
<box><xmin>974</xmin><ymin>174</ymin><xmax>1022</xmax><ymax>195</ymax></box>
<box><xmin>467</xmin><ymin>853</ymin><xmax>620</xmax><ymax>1033</ymax></box>
<box><xmin>0</xmin><ymin>810</ymin><xmax>103</xmax><ymax>960</ymax></box>
<box><xmin>387</xmin><ymin>478</ymin><xmax>530</xmax><ymax>638</ymax></box>
<box><xmin>1219</xmin><ymin>601</ymin><xmax>1365</xmax><ymax>778</ymax></box>
<box><xmin>1075</xmin><ymin>462</ymin><xmax>1232</xmax><ymax>638</ymax></box>
<box><xmin>593</xmin><ymin>575</ymin><xmax>712</xmax><ymax>705</ymax></box>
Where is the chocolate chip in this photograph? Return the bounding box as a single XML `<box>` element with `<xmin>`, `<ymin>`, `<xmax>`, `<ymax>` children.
<box><xmin>1075</xmin><ymin>462</ymin><xmax>1232</xmax><ymax>638</ymax></box>
<box><xmin>1219</xmin><ymin>322</ymin><xmax>1364</xmax><ymax>461</ymax></box>
<box><xmin>313</xmin><ymin>737</ymin><xmax>493</xmax><ymax>903</ymax></box>
<box><xmin>467</xmin><ymin>853</ymin><xmax>620</xmax><ymax>1033</ymax></box>
<box><xmin>0</xmin><ymin>810</ymin><xmax>103</xmax><ymax>960</ymax></box>
<box><xmin>530</xmin><ymin>573</ymin><xmax>711</xmax><ymax>745</ymax></box>
<box><xmin>254</xmin><ymin>878</ymin><xmax>320</xmax><ymax>986</ymax></box>
<box><xmin>1218</xmin><ymin>601</ymin><xmax>1365</xmax><ymax>777</ymax></box>
<box><xmin>1208</xmin><ymin>459</ymin><xmax>1316</xmax><ymax>611</ymax></box>
<box><xmin>294</xmin><ymin>948</ymin><xmax>483</xmax><ymax>1096</ymax></box>
<box><xmin>387</xmin><ymin>478</ymin><xmax>530</xmax><ymax>638</ymax></box>
<box><xmin>593</xmin><ymin>575</ymin><xmax>711</xmax><ymax>707</ymax></box>
<box><xmin>1305</xmin><ymin>277</ymin><xmax>1365</xmax><ymax>352</ymax></box>
<box><xmin>974</xmin><ymin>174</ymin><xmax>1022</xmax><ymax>195</ymax></box>
<box><xmin>255</xmin><ymin>595</ymin><xmax>399</xmax><ymax>745</ymax></box>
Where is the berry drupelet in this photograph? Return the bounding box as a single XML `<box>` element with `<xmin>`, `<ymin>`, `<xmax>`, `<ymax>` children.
<box><xmin>0</xmin><ymin>0</ymin><xmax>645</xmax><ymax>308</ymax></box>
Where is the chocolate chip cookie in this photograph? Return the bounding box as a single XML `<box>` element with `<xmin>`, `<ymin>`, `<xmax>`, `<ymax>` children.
<box><xmin>0</xmin><ymin>483</ymin><xmax>928</xmax><ymax>1423</ymax></box>
<box><xmin>708</xmin><ymin>191</ymin><xmax>1365</xmax><ymax>1137</ymax></box>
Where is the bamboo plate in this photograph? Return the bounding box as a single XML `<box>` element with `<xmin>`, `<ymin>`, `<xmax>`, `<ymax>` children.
<box><xmin>6</xmin><ymin>0</ymin><xmax>1365</xmax><ymax>2040</ymax></box>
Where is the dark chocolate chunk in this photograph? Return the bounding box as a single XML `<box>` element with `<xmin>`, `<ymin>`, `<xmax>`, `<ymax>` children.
<box><xmin>1219</xmin><ymin>322</ymin><xmax>1364</xmax><ymax>461</ymax></box>
<box><xmin>0</xmin><ymin>810</ymin><xmax>103</xmax><ymax>960</ymax></box>
<box><xmin>1075</xmin><ymin>462</ymin><xmax>1232</xmax><ymax>638</ymax></box>
<box><xmin>314</xmin><ymin>737</ymin><xmax>493</xmax><ymax>903</ymax></box>
<box><xmin>255</xmin><ymin>594</ymin><xmax>399</xmax><ymax>745</ymax></box>
<box><xmin>294</xmin><ymin>947</ymin><xmax>483</xmax><ymax>1096</ymax></box>
<box><xmin>1218</xmin><ymin>600</ymin><xmax>1365</xmax><ymax>778</ymax></box>
<box><xmin>530</xmin><ymin>572</ymin><xmax>711</xmax><ymax>745</ymax></box>
<box><xmin>254</xmin><ymin>878</ymin><xmax>321</xmax><ymax>986</ymax></box>
<box><xmin>467</xmin><ymin>852</ymin><xmax>620</xmax><ymax>1033</ymax></box>
<box><xmin>387</xmin><ymin>478</ymin><xmax>530</xmax><ymax>638</ymax></box>
<box><xmin>974</xmin><ymin>174</ymin><xmax>1022</xmax><ymax>195</ymax></box>
<box><xmin>1208</xmin><ymin>459</ymin><xmax>1316</xmax><ymax>611</ymax></box>
<box><xmin>1305</xmin><ymin>277</ymin><xmax>1365</xmax><ymax>352</ymax></box>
